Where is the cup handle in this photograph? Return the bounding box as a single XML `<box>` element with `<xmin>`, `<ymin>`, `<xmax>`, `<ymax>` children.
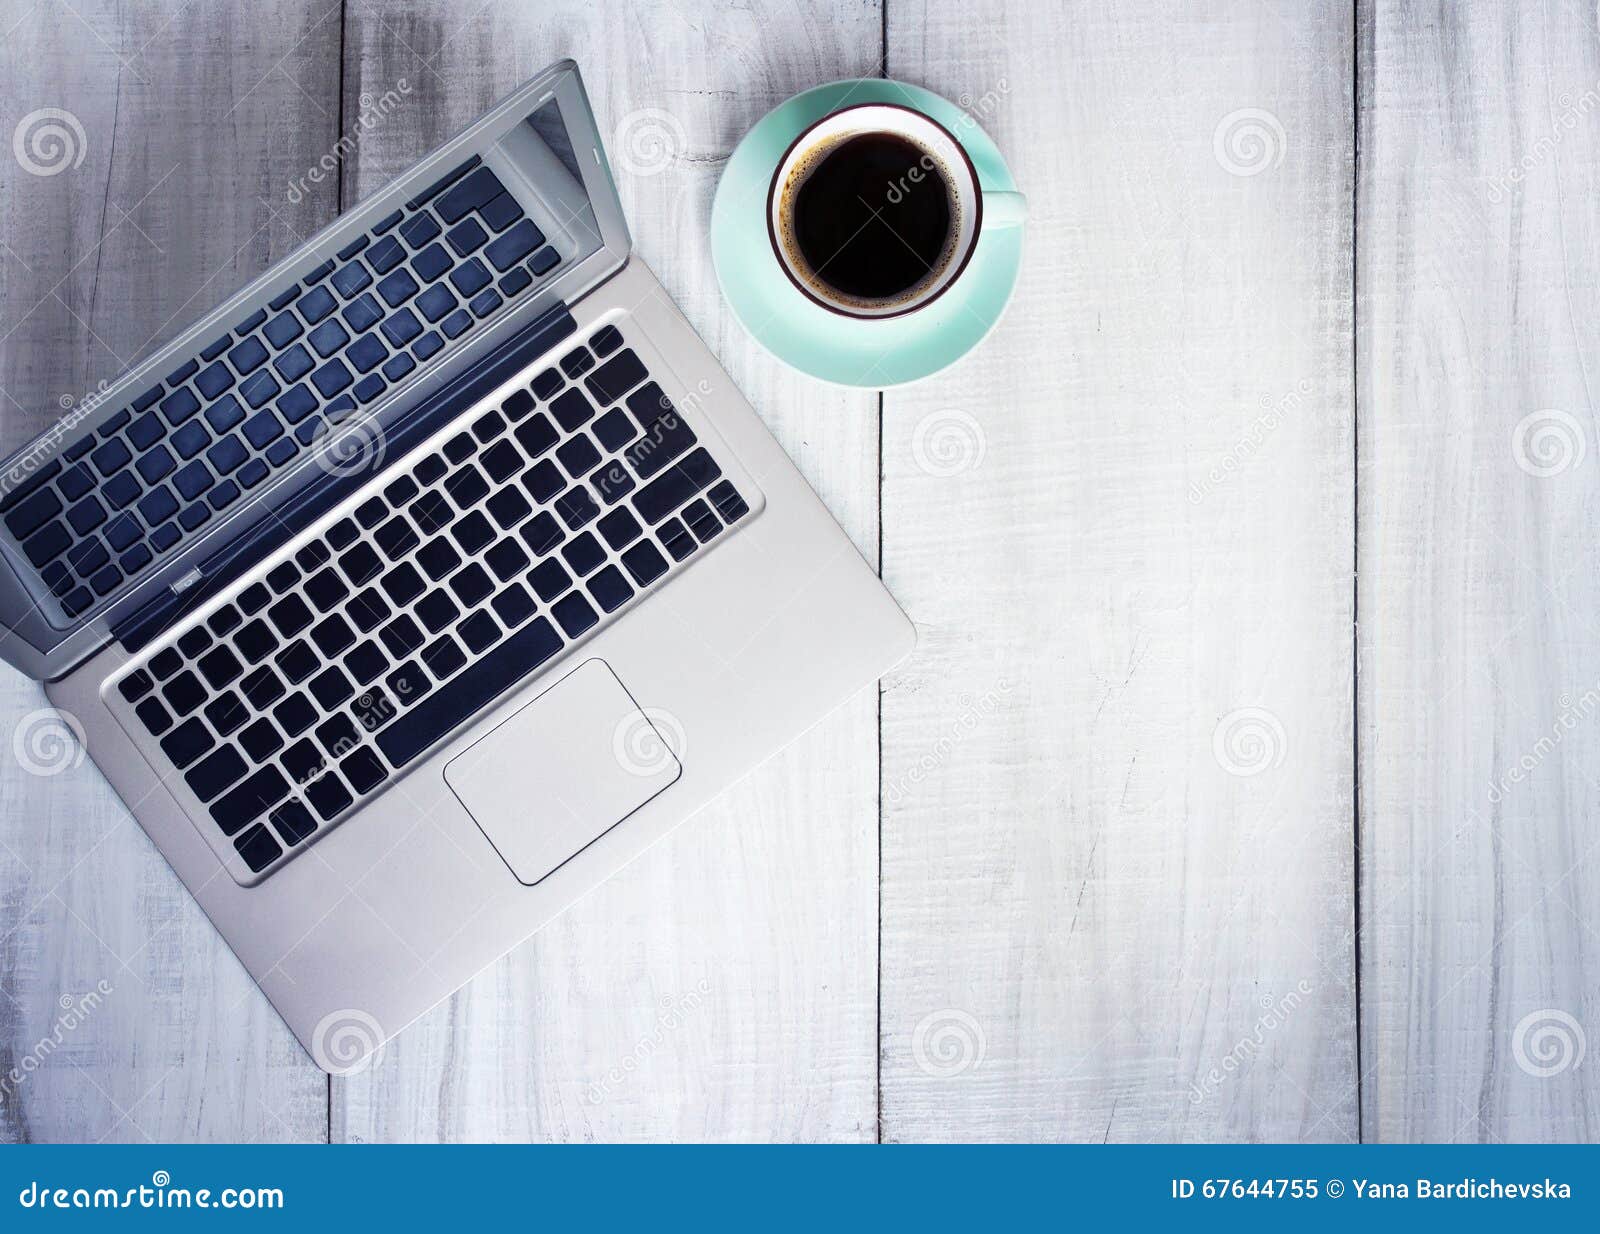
<box><xmin>982</xmin><ymin>190</ymin><xmax>1028</xmax><ymax>230</ymax></box>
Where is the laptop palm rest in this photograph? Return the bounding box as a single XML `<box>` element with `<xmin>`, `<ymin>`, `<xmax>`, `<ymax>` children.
<box><xmin>442</xmin><ymin>658</ymin><xmax>681</xmax><ymax>886</ymax></box>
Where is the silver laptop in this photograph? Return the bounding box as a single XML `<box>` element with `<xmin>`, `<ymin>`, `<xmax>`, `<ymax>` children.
<box><xmin>0</xmin><ymin>61</ymin><xmax>912</xmax><ymax>1072</ymax></box>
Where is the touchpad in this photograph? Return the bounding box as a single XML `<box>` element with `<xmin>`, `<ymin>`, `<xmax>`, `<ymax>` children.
<box><xmin>443</xmin><ymin>659</ymin><xmax>682</xmax><ymax>886</ymax></box>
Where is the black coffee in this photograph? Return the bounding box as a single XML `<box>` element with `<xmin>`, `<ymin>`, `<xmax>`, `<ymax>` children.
<box><xmin>791</xmin><ymin>133</ymin><xmax>953</xmax><ymax>301</ymax></box>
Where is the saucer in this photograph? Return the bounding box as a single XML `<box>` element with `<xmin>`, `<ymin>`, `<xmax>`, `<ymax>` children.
<box><xmin>711</xmin><ymin>79</ymin><xmax>1023</xmax><ymax>389</ymax></box>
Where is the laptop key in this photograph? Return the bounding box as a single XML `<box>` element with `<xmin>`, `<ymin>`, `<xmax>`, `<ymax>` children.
<box><xmin>385</xmin><ymin>660</ymin><xmax>430</xmax><ymax>706</ymax></box>
<box><xmin>342</xmin><ymin>747</ymin><xmax>387</xmax><ymax>795</ymax></box>
<box><xmin>135</xmin><ymin>697</ymin><xmax>173</xmax><ymax>736</ymax></box>
<box><xmin>631</xmin><ymin>448</ymin><xmax>722</xmax><ymax>523</ymax></box>
<box><xmin>236</xmin><ymin>619</ymin><xmax>279</xmax><ymax>663</ymax></box>
<box><xmin>310</xmin><ymin>614</ymin><xmax>355</xmax><ymax>657</ymax></box>
<box><xmin>626</xmin><ymin>410</ymin><xmax>697</xmax><ymax>479</ymax></box>
<box><xmin>484</xmin><ymin>217</ymin><xmax>544</xmax><ymax>271</ymax></box>
<box><xmin>186</xmin><ymin>744</ymin><xmax>247</xmax><ymax>803</ymax></box>
<box><xmin>240</xmin><ymin>665</ymin><xmax>286</xmax><ymax>710</ymax></box>
<box><xmin>399</xmin><ymin>211</ymin><xmax>443</xmax><ymax>248</ymax></box>
<box><xmin>270</xmin><ymin>800</ymin><xmax>318</xmax><ymax>846</ymax></box>
<box><xmin>198</xmin><ymin>644</ymin><xmax>243</xmax><ymax>690</ymax></box>
<box><xmin>421</xmin><ymin>634</ymin><xmax>466</xmax><ymax>680</ymax></box>
<box><xmin>445</xmin><ymin>218</ymin><xmax>488</xmax><ymax>258</ymax></box>
<box><xmin>118</xmin><ymin>669</ymin><xmax>154</xmax><ymax>703</ymax></box>
<box><xmin>209</xmin><ymin>765</ymin><xmax>289</xmax><ymax>835</ymax></box>
<box><xmin>309</xmin><ymin>666</ymin><xmax>354</xmax><ymax>709</ymax></box>
<box><xmin>524</xmin><ymin>464</ymin><xmax>563</xmax><ymax>505</ymax></box>
<box><xmin>305</xmin><ymin>772</ymin><xmax>353</xmax><ymax>821</ymax></box>
<box><xmin>367</xmin><ymin>235</ymin><xmax>405</xmax><ymax>274</ymax></box>
<box><xmin>235</xmin><ymin>823</ymin><xmax>283</xmax><ymax>872</ymax></box>
<box><xmin>597</xmin><ymin>507</ymin><xmax>641</xmax><ymax>550</ymax></box>
<box><xmin>267</xmin><ymin>594</ymin><xmax>313</xmax><ymax>638</ymax></box>
<box><xmin>275</xmin><ymin>639</ymin><xmax>318</xmax><ymax>685</ymax></box>
<box><xmin>559</xmin><ymin>347</ymin><xmax>594</xmax><ymax>379</ymax></box>
<box><xmin>282</xmin><ymin>739</ymin><xmax>326</xmax><ymax>786</ymax></box>
<box><xmin>435</xmin><ymin>164</ymin><xmax>505</xmax><ymax>223</ymax></box>
<box><xmin>330</xmin><ymin>262</ymin><xmax>372</xmax><ymax>299</ymax></box>
<box><xmin>352</xmin><ymin>687</ymin><xmax>395</xmax><ymax>733</ymax></box>
<box><xmin>273</xmin><ymin>692</ymin><xmax>318</xmax><ymax>738</ymax></box>
<box><xmin>297</xmin><ymin>284</ymin><xmax>337</xmax><ymax>324</ymax></box>
<box><xmin>23</xmin><ymin>521</ymin><xmax>71</xmax><ymax>567</ymax></box>
<box><xmin>620</xmin><ymin>540</ymin><xmax>668</xmax><ymax>586</ymax></box>
<box><xmin>5</xmin><ymin>487</ymin><xmax>61</xmax><ymax>539</ymax></box>
<box><xmin>552</xmin><ymin>592</ymin><xmax>598</xmax><ymax>638</ymax></box>
<box><xmin>586</xmin><ymin>565</ymin><xmax>634</xmax><ymax>613</ymax></box>
<box><xmin>205</xmin><ymin>691</ymin><xmax>250</xmax><ymax>737</ymax></box>
<box><xmin>239</xmin><ymin>717</ymin><xmax>284</xmax><ymax>762</ymax></box>
<box><xmin>374</xmin><ymin>617</ymin><xmax>561</xmax><ymax>767</ymax></box>
<box><xmin>316</xmin><ymin>712</ymin><xmax>360</xmax><ymax>757</ymax></box>
<box><xmin>458</xmin><ymin>611</ymin><xmax>500</xmax><ymax>653</ymax></box>
<box><xmin>479</xmin><ymin>191</ymin><xmax>524</xmax><ymax>233</ymax></box>
<box><xmin>709</xmin><ymin>480</ymin><xmax>750</xmax><ymax>523</ymax></box>
<box><xmin>549</xmin><ymin>390</ymin><xmax>593</xmax><ymax>433</ymax></box>
<box><xmin>162</xmin><ymin>670</ymin><xmax>206</xmax><ymax>716</ymax></box>
<box><xmin>685</xmin><ymin>499</ymin><xmax>720</xmax><ymax>543</ymax></box>
<box><xmin>160</xmin><ymin>717</ymin><xmax>214</xmax><ymax>769</ymax></box>
<box><xmin>587</xmin><ymin>349</ymin><xmax>649</xmax><ymax>404</ymax></box>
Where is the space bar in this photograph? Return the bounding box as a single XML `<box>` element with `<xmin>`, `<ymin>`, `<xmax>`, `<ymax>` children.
<box><xmin>376</xmin><ymin>617</ymin><xmax>563</xmax><ymax>767</ymax></box>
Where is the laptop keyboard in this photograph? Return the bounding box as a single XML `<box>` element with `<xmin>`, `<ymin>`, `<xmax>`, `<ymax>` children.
<box><xmin>109</xmin><ymin>323</ymin><xmax>752</xmax><ymax>880</ymax></box>
<box><xmin>1</xmin><ymin>155</ymin><xmax>565</xmax><ymax>621</ymax></box>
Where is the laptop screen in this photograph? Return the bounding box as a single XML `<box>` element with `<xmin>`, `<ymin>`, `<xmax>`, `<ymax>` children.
<box><xmin>0</xmin><ymin>62</ymin><xmax>630</xmax><ymax>680</ymax></box>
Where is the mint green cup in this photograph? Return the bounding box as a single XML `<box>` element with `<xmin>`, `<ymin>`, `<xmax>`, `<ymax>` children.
<box><xmin>711</xmin><ymin>78</ymin><xmax>1026</xmax><ymax>389</ymax></box>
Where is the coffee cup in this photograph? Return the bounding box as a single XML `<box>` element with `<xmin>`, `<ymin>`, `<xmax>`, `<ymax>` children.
<box><xmin>766</xmin><ymin>102</ymin><xmax>1026</xmax><ymax>320</ymax></box>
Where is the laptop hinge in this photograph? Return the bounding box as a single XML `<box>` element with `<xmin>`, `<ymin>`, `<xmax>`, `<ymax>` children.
<box><xmin>110</xmin><ymin>302</ymin><xmax>577</xmax><ymax>652</ymax></box>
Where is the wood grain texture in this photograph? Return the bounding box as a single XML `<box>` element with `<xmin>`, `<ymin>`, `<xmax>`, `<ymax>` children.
<box><xmin>330</xmin><ymin>0</ymin><xmax>886</xmax><ymax>1142</ymax></box>
<box><xmin>879</xmin><ymin>0</ymin><xmax>1358</xmax><ymax>1141</ymax></box>
<box><xmin>0</xmin><ymin>0</ymin><xmax>338</xmax><ymax>1143</ymax></box>
<box><xmin>1358</xmin><ymin>0</ymin><xmax>1600</xmax><ymax>1142</ymax></box>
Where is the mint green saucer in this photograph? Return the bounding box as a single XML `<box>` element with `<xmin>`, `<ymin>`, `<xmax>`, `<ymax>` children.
<box><xmin>711</xmin><ymin>79</ymin><xmax>1024</xmax><ymax>389</ymax></box>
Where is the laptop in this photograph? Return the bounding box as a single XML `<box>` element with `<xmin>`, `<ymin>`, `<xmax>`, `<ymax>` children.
<box><xmin>0</xmin><ymin>61</ymin><xmax>912</xmax><ymax>1072</ymax></box>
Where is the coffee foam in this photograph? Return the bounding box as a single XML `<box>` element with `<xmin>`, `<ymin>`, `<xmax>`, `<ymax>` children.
<box><xmin>775</xmin><ymin>129</ymin><xmax>964</xmax><ymax>311</ymax></box>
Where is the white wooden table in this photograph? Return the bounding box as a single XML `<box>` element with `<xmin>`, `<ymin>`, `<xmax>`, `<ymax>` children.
<box><xmin>0</xmin><ymin>0</ymin><xmax>1595</xmax><ymax>1143</ymax></box>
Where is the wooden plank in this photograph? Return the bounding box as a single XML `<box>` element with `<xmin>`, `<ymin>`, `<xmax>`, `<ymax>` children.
<box><xmin>332</xmin><ymin>0</ymin><xmax>885</xmax><ymax>1141</ymax></box>
<box><xmin>0</xmin><ymin>0</ymin><xmax>338</xmax><ymax>1142</ymax></box>
<box><xmin>880</xmin><ymin>0</ymin><xmax>1357</xmax><ymax>1140</ymax></box>
<box><xmin>1358</xmin><ymin>0</ymin><xmax>1600</xmax><ymax>1141</ymax></box>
